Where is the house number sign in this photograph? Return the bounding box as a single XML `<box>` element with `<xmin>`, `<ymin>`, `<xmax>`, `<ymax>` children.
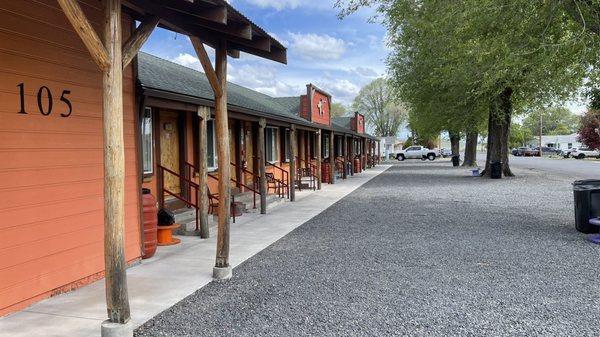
<box><xmin>17</xmin><ymin>83</ymin><xmax>73</xmax><ymax>117</ymax></box>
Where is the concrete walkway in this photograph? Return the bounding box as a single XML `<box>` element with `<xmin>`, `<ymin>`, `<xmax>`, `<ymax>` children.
<box><xmin>0</xmin><ymin>165</ymin><xmax>390</xmax><ymax>337</ymax></box>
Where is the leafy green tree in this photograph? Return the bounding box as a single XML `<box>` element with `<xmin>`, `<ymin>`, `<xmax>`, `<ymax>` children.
<box><xmin>522</xmin><ymin>107</ymin><xmax>579</xmax><ymax>136</ymax></box>
<box><xmin>330</xmin><ymin>102</ymin><xmax>348</xmax><ymax>118</ymax></box>
<box><xmin>353</xmin><ymin>78</ymin><xmax>408</xmax><ymax>136</ymax></box>
<box><xmin>338</xmin><ymin>0</ymin><xmax>596</xmax><ymax>178</ymax></box>
<box><xmin>509</xmin><ymin>123</ymin><xmax>534</xmax><ymax>149</ymax></box>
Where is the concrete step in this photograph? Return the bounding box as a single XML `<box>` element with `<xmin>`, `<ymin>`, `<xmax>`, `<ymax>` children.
<box><xmin>238</xmin><ymin>192</ymin><xmax>286</xmax><ymax>213</ymax></box>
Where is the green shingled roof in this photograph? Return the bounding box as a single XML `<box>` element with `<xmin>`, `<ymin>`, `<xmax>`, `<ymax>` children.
<box><xmin>137</xmin><ymin>52</ymin><xmax>310</xmax><ymax>126</ymax></box>
<box><xmin>137</xmin><ymin>52</ymin><xmax>378</xmax><ymax>140</ymax></box>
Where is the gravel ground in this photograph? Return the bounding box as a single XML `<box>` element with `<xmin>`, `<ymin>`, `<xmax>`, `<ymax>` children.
<box><xmin>136</xmin><ymin>162</ymin><xmax>600</xmax><ymax>337</ymax></box>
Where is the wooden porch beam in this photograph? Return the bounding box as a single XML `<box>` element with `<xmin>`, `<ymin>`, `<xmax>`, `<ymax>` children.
<box><xmin>214</xmin><ymin>39</ymin><xmax>231</xmax><ymax>271</ymax></box>
<box><xmin>342</xmin><ymin>135</ymin><xmax>348</xmax><ymax>179</ymax></box>
<box><xmin>316</xmin><ymin>131</ymin><xmax>322</xmax><ymax>190</ymax></box>
<box><xmin>102</xmin><ymin>0</ymin><xmax>130</xmax><ymax>324</ymax></box>
<box><xmin>349</xmin><ymin>137</ymin><xmax>354</xmax><ymax>176</ymax></box>
<box><xmin>122</xmin><ymin>15</ymin><xmax>160</xmax><ymax>68</ymax></box>
<box><xmin>258</xmin><ymin>118</ymin><xmax>267</xmax><ymax>214</ymax></box>
<box><xmin>329</xmin><ymin>131</ymin><xmax>335</xmax><ymax>184</ymax></box>
<box><xmin>197</xmin><ymin>106</ymin><xmax>210</xmax><ymax>238</ymax></box>
<box><xmin>190</xmin><ymin>36</ymin><xmax>223</xmax><ymax>98</ymax></box>
<box><xmin>289</xmin><ymin>125</ymin><xmax>297</xmax><ymax>201</ymax></box>
<box><xmin>57</xmin><ymin>0</ymin><xmax>109</xmax><ymax>71</ymax></box>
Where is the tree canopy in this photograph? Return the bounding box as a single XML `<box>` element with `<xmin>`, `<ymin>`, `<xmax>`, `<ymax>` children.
<box><xmin>338</xmin><ymin>0</ymin><xmax>600</xmax><ymax>177</ymax></box>
<box><xmin>522</xmin><ymin>107</ymin><xmax>580</xmax><ymax>136</ymax></box>
<box><xmin>352</xmin><ymin>78</ymin><xmax>408</xmax><ymax>136</ymax></box>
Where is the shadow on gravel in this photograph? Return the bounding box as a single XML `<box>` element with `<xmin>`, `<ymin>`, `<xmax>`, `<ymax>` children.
<box><xmin>135</xmin><ymin>161</ymin><xmax>600</xmax><ymax>337</ymax></box>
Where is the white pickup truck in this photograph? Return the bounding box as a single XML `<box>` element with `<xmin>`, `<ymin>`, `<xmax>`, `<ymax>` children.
<box><xmin>396</xmin><ymin>146</ymin><xmax>437</xmax><ymax>161</ymax></box>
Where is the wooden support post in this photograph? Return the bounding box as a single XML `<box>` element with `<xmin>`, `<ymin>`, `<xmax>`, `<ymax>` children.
<box><xmin>191</xmin><ymin>37</ymin><xmax>223</xmax><ymax>98</ymax></box>
<box><xmin>342</xmin><ymin>135</ymin><xmax>348</xmax><ymax>179</ymax></box>
<box><xmin>214</xmin><ymin>40</ymin><xmax>231</xmax><ymax>269</ymax></box>
<box><xmin>316</xmin><ymin>131</ymin><xmax>322</xmax><ymax>189</ymax></box>
<box><xmin>362</xmin><ymin>138</ymin><xmax>366</xmax><ymax>170</ymax></box>
<box><xmin>57</xmin><ymin>0</ymin><xmax>109</xmax><ymax>71</ymax></box>
<box><xmin>122</xmin><ymin>15</ymin><xmax>159</xmax><ymax>68</ymax></box>
<box><xmin>329</xmin><ymin>130</ymin><xmax>335</xmax><ymax>184</ymax></box>
<box><xmin>101</xmin><ymin>0</ymin><xmax>130</xmax><ymax>324</ymax></box>
<box><xmin>236</xmin><ymin>121</ymin><xmax>244</xmax><ymax>189</ymax></box>
<box><xmin>349</xmin><ymin>137</ymin><xmax>354</xmax><ymax>176</ymax></box>
<box><xmin>258</xmin><ymin>118</ymin><xmax>267</xmax><ymax>214</ymax></box>
<box><xmin>289</xmin><ymin>125</ymin><xmax>297</xmax><ymax>201</ymax></box>
<box><xmin>197</xmin><ymin>106</ymin><xmax>210</xmax><ymax>238</ymax></box>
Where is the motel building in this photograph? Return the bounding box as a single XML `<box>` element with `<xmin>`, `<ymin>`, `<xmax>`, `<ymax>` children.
<box><xmin>0</xmin><ymin>1</ymin><xmax>379</xmax><ymax>335</ymax></box>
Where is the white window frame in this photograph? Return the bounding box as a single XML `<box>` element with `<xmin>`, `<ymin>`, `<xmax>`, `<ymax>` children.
<box><xmin>207</xmin><ymin>119</ymin><xmax>218</xmax><ymax>171</ymax></box>
<box><xmin>265</xmin><ymin>126</ymin><xmax>279</xmax><ymax>163</ymax></box>
<box><xmin>141</xmin><ymin>107</ymin><xmax>153</xmax><ymax>175</ymax></box>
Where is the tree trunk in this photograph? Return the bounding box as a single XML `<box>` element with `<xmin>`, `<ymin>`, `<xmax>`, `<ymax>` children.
<box><xmin>483</xmin><ymin>87</ymin><xmax>513</xmax><ymax>177</ymax></box>
<box><xmin>449</xmin><ymin>131</ymin><xmax>460</xmax><ymax>156</ymax></box>
<box><xmin>462</xmin><ymin>131</ymin><xmax>478</xmax><ymax>167</ymax></box>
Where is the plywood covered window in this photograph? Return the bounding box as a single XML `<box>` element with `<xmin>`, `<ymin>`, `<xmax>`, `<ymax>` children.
<box><xmin>141</xmin><ymin>107</ymin><xmax>153</xmax><ymax>175</ymax></box>
<box><xmin>265</xmin><ymin>126</ymin><xmax>278</xmax><ymax>163</ymax></box>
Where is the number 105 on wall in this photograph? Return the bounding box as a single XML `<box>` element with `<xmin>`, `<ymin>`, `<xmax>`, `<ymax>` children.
<box><xmin>17</xmin><ymin>83</ymin><xmax>73</xmax><ymax>117</ymax></box>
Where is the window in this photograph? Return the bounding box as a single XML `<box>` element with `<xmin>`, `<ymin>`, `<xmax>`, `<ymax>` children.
<box><xmin>281</xmin><ymin>128</ymin><xmax>291</xmax><ymax>162</ymax></box>
<box><xmin>207</xmin><ymin>119</ymin><xmax>217</xmax><ymax>170</ymax></box>
<box><xmin>266</xmin><ymin>127</ymin><xmax>278</xmax><ymax>162</ymax></box>
<box><xmin>141</xmin><ymin>107</ymin><xmax>153</xmax><ymax>175</ymax></box>
<box><xmin>336</xmin><ymin>136</ymin><xmax>343</xmax><ymax>157</ymax></box>
<box><xmin>323</xmin><ymin>134</ymin><xmax>330</xmax><ymax>158</ymax></box>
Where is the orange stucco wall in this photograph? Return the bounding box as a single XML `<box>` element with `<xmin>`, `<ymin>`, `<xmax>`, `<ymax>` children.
<box><xmin>0</xmin><ymin>1</ymin><xmax>141</xmax><ymax>315</ymax></box>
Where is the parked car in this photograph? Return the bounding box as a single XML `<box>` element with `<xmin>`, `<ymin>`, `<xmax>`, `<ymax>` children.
<box><xmin>396</xmin><ymin>146</ymin><xmax>437</xmax><ymax>161</ymax></box>
<box><xmin>571</xmin><ymin>147</ymin><xmax>600</xmax><ymax>159</ymax></box>
<box><xmin>523</xmin><ymin>148</ymin><xmax>540</xmax><ymax>157</ymax></box>
<box><xmin>562</xmin><ymin>147</ymin><xmax>577</xmax><ymax>158</ymax></box>
<box><xmin>511</xmin><ymin>148</ymin><xmax>519</xmax><ymax>156</ymax></box>
<box><xmin>440</xmin><ymin>148</ymin><xmax>452</xmax><ymax>158</ymax></box>
<box><xmin>514</xmin><ymin>147</ymin><xmax>529</xmax><ymax>156</ymax></box>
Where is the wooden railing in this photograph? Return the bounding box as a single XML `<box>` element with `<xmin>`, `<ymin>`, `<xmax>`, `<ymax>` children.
<box><xmin>158</xmin><ymin>164</ymin><xmax>199</xmax><ymax>231</ymax></box>
<box><xmin>229</xmin><ymin>161</ymin><xmax>261</xmax><ymax>209</ymax></box>
<box><xmin>265</xmin><ymin>161</ymin><xmax>289</xmax><ymax>198</ymax></box>
<box><xmin>295</xmin><ymin>156</ymin><xmax>317</xmax><ymax>191</ymax></box>
<box><xmin>335</xmin><ymin>157</ymin><xmax>345</xmax><ymax>178</ymax></box>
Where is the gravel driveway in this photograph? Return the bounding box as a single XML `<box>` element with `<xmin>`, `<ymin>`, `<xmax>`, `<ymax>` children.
<box><xmin>136</xmin><ymin>162</ymin><xmax>600</xmax><ymax>337</ymax></box>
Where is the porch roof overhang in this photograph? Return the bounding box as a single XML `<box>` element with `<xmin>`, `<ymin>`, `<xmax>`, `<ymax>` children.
<box><xmin>123</xmin><ymin>0</ymin><xmax>287</xmax><ymax>64</ymax></box>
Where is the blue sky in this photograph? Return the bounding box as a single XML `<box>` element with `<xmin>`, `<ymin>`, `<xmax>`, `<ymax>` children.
<box><xmin>141</xmin><ymin>0</ymin><xmax>388</xmax><ymax>106</ymax></box>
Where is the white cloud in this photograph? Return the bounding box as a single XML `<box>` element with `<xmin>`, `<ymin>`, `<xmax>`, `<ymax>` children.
<box><xmin>171</xmin><ymin>53</ymin><xmax>201</xmax><ymax>71</ymax></box>
<box><xmin>228</xmin><ymin>63</ymin><xmax>304</xmax><ymax>97</ymax></box>
<box><xmin>288</xmin><ymin>32</ymin><xmax>346</xmax><ymax>60</ymax></box>
<box><xmin>316</xmin><ymin>79</ymin><xmax>361</xmax><ymax>104</ymax></box>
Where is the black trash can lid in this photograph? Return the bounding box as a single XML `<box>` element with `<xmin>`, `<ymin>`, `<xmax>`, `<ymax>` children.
<box><xmin>573</xmin><ymin>179</ymin><xmax>600</xmax><ymax>186</ymax></box>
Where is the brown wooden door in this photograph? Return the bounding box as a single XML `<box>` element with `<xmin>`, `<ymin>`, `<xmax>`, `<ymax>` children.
<box><xmin>159</xmin><ymin>110</ymin><xmax>181</xmax><ymax>196</ymax></box>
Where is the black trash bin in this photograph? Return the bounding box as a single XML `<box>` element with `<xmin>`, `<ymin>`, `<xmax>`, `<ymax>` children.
<box><xmin>451</xmin><ymin>155</ymin><xmax>460</xmax><ymax>167</ymax></box>
<box><xmin>573</xmin><ymin>180</ymin><xmax>600</xmax><ymax>233</ymax></box>
<box><xmin>490</xmin><ymin>161</ymin><xmax>502</xmax><ymax>179</ymax></box>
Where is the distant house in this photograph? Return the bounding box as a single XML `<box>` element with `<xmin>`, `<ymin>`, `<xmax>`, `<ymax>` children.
<box><xmin>528</xmin><ymin>133</ymin><xmax>582</xmax><ymax>149</ymax></box>
<box><xmin>378</xmin><ymin>136</ymin><xmax>404</xmax><ymax>159</ymax></box>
